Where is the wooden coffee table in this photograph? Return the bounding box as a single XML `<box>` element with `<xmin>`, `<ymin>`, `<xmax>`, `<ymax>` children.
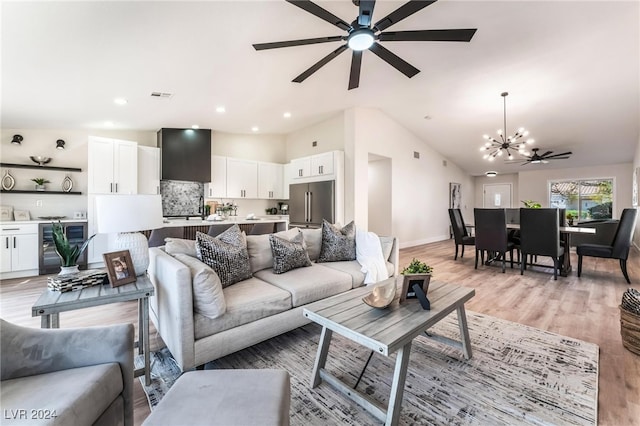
<box><xmin>303</xmin><ymin>278</ymin><xmax>475</xmax><ymax>426</ymax></box>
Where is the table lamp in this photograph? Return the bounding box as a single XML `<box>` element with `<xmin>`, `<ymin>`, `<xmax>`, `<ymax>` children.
<box><xmin>95</xmin><ymin>194</ymin><xmax>163</xmax><ymax>276</ymax></box>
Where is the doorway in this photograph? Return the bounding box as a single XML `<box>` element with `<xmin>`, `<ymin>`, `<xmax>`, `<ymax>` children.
<box><xmin>368</xmin><ymin>154</ymin><xmax>392</xmax><ymax>235</ymax></box>
<box><xmin>483</xmin><ymin>183</ymin><xmax>512</xmax><ymax>208</ymax></box>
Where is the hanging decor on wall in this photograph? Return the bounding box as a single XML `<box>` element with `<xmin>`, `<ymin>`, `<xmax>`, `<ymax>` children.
<box><xmin>449</xmin><ymin>183</ymin><xmax>461</xmax><ymax>209</ymax></box>
<box><xmin>62</xmin><ymin>174</ymin><xmax>74</xmax><ymax>192</ymax></box>
<box><xmin>2</xmin><ymin>170</ymin><xmax>15</xmax><ymax>191</ymax></box>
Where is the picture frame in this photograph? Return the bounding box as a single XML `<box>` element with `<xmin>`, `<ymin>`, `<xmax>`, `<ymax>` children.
<box><xmin>13</xmin><ymin>210</ymin><xmax>30</xmax><ymax>221</ymax></box>
<box><xmin>449</xmin><ymin>183</ymin><xmax>461</xmax><ymax>209</ymax></box>
<box><xmin>0</xmin><ymin>206</ymin><xmax>13</xmax><ymax>221</ymax></box>
<box><xmin>398</xmin><ymin>274</ymin><xmax>431</xmax><ymax>303</ymax></box>
<box><xmin>103</xmin><ymin>250</ymin><xmax>136</xmax><ymax>287</ymax></box>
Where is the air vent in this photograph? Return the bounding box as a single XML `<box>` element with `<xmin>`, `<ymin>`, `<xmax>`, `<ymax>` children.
<box><xmin>413</xmin><ymin>151</ymin><xmax>420</xmax><ymax>159</ymax></box>
<box><xmin>150</xmin><ymin>92</ymin><xmax>173</xmax><ymax>98</ymax></box>
<box><xmin>443</xmin><ymin>160</ymin><xmax>447</xmax><ymax>167</ymax></box>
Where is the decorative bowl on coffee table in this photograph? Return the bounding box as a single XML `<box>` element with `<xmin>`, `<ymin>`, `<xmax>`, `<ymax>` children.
<box><xmin>363</xmin><ymin>279</ymin><xmax>396</xmax><ymax>309</ymax></box>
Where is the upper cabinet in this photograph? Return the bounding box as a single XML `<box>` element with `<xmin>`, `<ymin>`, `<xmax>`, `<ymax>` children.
<box><xmin>258</xmin><ymin>162</ymin><xmax>283</xmax><ymax>199</ymax></box>
<box><xmin>290</xmin><ymin>151</ymin><xmax>341</xmax><ymax>181</ymax></box>
<box><xmin>205</xmin><ymin>156</ymin><xmax>227</xmax><ymax>198</ymax></box>
<box><xmin>311</xmin><ymin>152</ymin><xmax>334</xmax><ymax>176</ymax></box>
<box><xmin>138</xmin><ymin>146</ymin><xmax>160</xmax><ymax>195</ymax></box>
<box><xmin>226</xmin><ymin>158</ymin><xmax>258</xmax><ymax>199</ymax></box>
<box><xmin>291</xmin><ymin>157</ymin><xmax>312</xmax><ymax>179</ymax></box>
<box><xmin>88</xmin><ymin>137</ymin><xmax>138</xmax><ymax>194</ymax></box>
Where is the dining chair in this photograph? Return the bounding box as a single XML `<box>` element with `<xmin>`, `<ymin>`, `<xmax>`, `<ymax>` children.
<box><xmin>148</xmin><ymin>226</ymin><xmax>184</xmax><ymax>247</ymax></box>
<box><xmin>519</xmin><ymin>208</ymin><xmax>564</xmax><ymax>280</ymax></box>
<box><xmin>248</xmin><ymin>222</ymin><xmax>275</xmax><ymax>235</ymax></box>
<box><xmin>448</xmin><ymin>209</ymin><xmax>475</xmax><ymax>260</ymax></box>
<box><xmin>473</xmin><ymin>208</ymin><xmax>514</xmax><ymax>273</ymax></box>
<box><xmin>577</xmin><ymin>208</ymin><xmax>638</xmax><ymax>283</ymax></box>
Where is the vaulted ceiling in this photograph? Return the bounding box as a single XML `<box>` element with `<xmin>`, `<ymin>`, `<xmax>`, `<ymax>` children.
<box><xmin>2</xmin><ymin>1</ymin><xmax>638</xmax><ymax>176</ymax></box>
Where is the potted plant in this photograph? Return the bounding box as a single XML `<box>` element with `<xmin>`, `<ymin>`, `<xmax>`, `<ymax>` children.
<box><xmin>52</xmin><ymin>221</ymin><xmax>95</xmax><ymax>275</ymax></box>
<box><xmin>31</xmin><ymin>178</ymin><xmax>50</xmax><ymax>191</ymax></box>
<box><xmin>399</xmin><ymin>258</ymin><xmax>433</xmax><ymax>303</ymax></box>
<box><xmin>566</xmin><ymin>212</ymin><xmax>575</xmax><ymax>226</ymax></box>
<box><xmin>521</xmin><ymin>200</ymin><xmax>542</xmax><ymax>208</ymax></box>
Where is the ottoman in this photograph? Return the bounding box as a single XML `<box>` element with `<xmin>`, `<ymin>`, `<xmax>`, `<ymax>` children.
<box><xmin>143</xmin><ymin>369</ymin><xmax>291</xmax><ymax>426</ymax></box>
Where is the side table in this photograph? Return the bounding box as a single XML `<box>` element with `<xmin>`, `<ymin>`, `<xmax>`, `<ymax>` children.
<box><xmin>32</xmin><ymin>274</ymin><xmax>155</xmax><ymax>385</ymax></box>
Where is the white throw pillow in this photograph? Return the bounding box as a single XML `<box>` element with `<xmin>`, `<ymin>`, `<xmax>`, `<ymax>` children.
<box><xmin>174</xmin><ymin>253</ymin><xmax>225</xmax><ymax>319</ymax></box>
<box><xmin>165</xmin><ymin>238</ymin><xmax>198</xmax><ymax>258</ymax></box>
<box><xmin>246</xmin><ymin>228</ymin><xmax>301</xmax><ymax>273</ymax></box>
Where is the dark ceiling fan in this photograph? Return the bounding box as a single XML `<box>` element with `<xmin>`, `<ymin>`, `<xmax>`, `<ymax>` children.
<box><xmin>252</xmin><ymin>0</ymin><xmax>477</xmax><ymax>90</ymax></box>
<box><xmin>520</xmin><ymin>148</ymin><xmax>572</xmax><ymax>165</ymax></box>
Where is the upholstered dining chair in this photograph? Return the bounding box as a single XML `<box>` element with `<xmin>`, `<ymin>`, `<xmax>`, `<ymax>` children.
<box><xmin>248</xmin><ymin>222</ymin><xmax>275</xmax><ymax>235</ymax></box>
<box><xmin>448</xmin><ymin>209</ymin><xmax>475</xmax><ymax>260</ymax></box>
<box><xmin>577</xmin><ymin>208</ymin><xmax>638</xmax><ymax>284</ymax></box>
<box><xmin>519</xmin><ymin>208</ymin><xmax>564</xmax><ymax>280</ymax></box>
<box><xmin>473</xmin><ymin>208</ymin><xmax>514</xmax><ymax>273</ymax></box>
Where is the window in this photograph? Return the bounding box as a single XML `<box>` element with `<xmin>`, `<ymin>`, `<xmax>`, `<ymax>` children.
<box><xmin>549</xmin><ymin>179</ymin><xmax>613</xmax><ymax>220</ymax></box>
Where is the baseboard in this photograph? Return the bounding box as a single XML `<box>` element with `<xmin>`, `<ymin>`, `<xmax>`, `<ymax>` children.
<box><xmin>399</xmin><ymin>234</ymin><xmax>449</xmax><ymax>249</ymax></box>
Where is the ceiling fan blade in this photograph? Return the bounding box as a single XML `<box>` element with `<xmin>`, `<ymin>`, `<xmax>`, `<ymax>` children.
<box><xmin>286</xmin><ymin>0</ymin><xmax>351</xmax><ymax>31</ymax></box>
<box><xmin>368</xmin><ymin>42</ymin><xmax>419</xmax><ymax>78</ymax></box>
<box><xmin>348</xmin><ymin>50</ymin><xmax>363</xmax><ymax>90</ymax></box>
<box><xmin>547</xmin><ymin>156</ymin><xmax>571</xmax><ymax>160</ymax></box>
<box><xmin>292</xmin><ymin>44</ymin><xmax>349</xmax><ymax>83</ymax></box>
<box><xmin>373</xmin><ymin>0</ymin><xmax>437</xmax><ymax>32</ymax></box>
<box><xmin>253</xmin><ymin>36</ymin><xmax>344</xmax><ymax>51</ymax></box>
<box><xmin>358</xmin><ymin>0</ymin><xmax>376</xmax><ymax>27</ymax></box>
<box><xmin>543</xmin><ymin>151</ymin><xmax>572</xmax><ymax>159</ymax></box>
<box><xmin>379</xmin><ymin>29</ymin><xmax>477</xmax><ymax>42</ymax></box>
<box><xmin>539</xmin><ymin>151</ymin><xmax>553</xmax><ymax>158</ymax></box>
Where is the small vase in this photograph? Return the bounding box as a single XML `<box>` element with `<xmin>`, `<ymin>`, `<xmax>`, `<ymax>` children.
<box><xmin>35</xmin><ymin>184</ymin><xmax>46</xmax><ymax>191</ymax></box>
<box><xmin>59</xmin><ymin>265</ymin><xmax>80</xmax><ymax>275</ymax></box>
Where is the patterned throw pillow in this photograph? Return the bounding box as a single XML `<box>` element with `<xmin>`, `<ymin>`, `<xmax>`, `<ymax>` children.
<box><xmin>318</xmin><ymin>220</ymin><xmax>356</xmax><ymax>262</ymax></box>
<box><xmin>269</xmin><ymin>232</ymin><xmax>312</xmax><ymax>274</ymax></box>
<box><xmin>195</xmin><ymin>225</ymin><xmax>252</xmax><ymax>288</ymax></box>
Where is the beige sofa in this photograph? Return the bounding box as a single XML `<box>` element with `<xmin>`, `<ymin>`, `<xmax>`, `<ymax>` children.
<box><xmin>148</xmin><ymin>228</ymin><xmax>399</xmax><ymax>371</ymax></box>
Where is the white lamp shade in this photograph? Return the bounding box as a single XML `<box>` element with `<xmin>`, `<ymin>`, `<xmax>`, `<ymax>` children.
<box><xmin>95</xmin><ymin>195</ymin><xmax>163</xmax><ymax>234</ymax></box>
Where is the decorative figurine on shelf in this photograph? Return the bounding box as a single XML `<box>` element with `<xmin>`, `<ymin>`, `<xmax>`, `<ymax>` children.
<box><xmin>52</xmin><ymin>221</ymin><xmax>95</xmax><ymax>275</ymax></box>
<box><xmin>399</xmin><ymin>258</ymin><xmax>433</xmax><ymax>309</ymax></box>
<box><xmin>31</xmin><ymin>178</ymin><xmax>50</xmax><ymax>191</ymax></box>
<box><xmin>2</xmin><ymin>170</ymin><xmax>15</xmax><ymax>191</ymax></box>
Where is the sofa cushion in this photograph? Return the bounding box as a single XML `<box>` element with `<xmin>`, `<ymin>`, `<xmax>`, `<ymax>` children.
<box><xmin>165</xmin><ymin>237</ymin><xmax>198</xmax><ymax>258</ymax></box>
<box><xmin>246</xmin><ymin>228</ymin><xmax>301</xmax><ymax>273</ymax></box>
<box><xmin>318</xmin><ymin>220</ymin><xmax>356</xmax><ymax>262</ymax></box>
<box><xmin>0</xmin><ymin>363</ymin><xmax>122</xmax><ymax>426</ymax></box>
<box><xmin>174</xmin><ymin>253</ymin><xmax>225</xmax><ymax>319</ymax></box>
<box><xmin>254</xmin><ymin>264</ymin><xmax>352</xmax><ymax>307</ymax></box>
<box><xmin>270</xmin><ymin>232</ymin><xmax>312</xmax><ymax>274</ymax></box>
<box><xmin>194</xmin><ymin>277</ymin><xmax>292</xmax><ymax>339</ymax></box>
<box><xmin>300</xmin><ymin>228</ymin><xmax>322</xmax><ymax>261</ymax></box>
<box><xmin>379</xmin><ymin>236</ymin><xmax>394</xmax><ymax>261</ymax></box>
<box><xmin>196</xmin><ymin>227</ymin><xmax>252</xmax><ymax>288</ymax></box>
<box><xmin>318</xmin><ymin>260</ymin><xmax>396</xmax><ymax>289</ymax></box>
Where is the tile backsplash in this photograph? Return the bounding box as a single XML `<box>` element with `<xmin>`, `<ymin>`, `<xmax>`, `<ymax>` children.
<box><xmin>160</xmin><ymin>180</ymin><xmax>203</xmax><ymax>217</ymax></box>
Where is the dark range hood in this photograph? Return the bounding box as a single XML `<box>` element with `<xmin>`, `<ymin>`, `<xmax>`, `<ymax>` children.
<box><xmin>158</xmin><ymin>128</ymin><xmax>211</xmax><ymax>182</ymax></box>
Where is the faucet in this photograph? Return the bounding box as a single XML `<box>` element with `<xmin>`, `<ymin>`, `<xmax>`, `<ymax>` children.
<box><xmin>198</xmin><ymin>196</ymin><xmax>205</xmax><ymax>220</ymax></box>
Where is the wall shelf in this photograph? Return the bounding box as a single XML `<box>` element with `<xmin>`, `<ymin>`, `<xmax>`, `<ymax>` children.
<box><xmin>0</xmin><ymin>163</ymin><xmax>82</xmax><ymax>172</ymax></box>
<box><xmin>0</xmin><ymin>190</ymin><xmax>82</xmax><ymax>195</ymax></box>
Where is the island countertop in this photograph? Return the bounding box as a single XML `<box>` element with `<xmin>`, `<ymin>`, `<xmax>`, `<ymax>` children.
<box><xmin>161</xmin><ymin>216</ymin><xmax>288</xmax><ymax>228</ymax></box>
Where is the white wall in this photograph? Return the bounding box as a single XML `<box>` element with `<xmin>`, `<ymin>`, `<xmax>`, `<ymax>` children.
<box><xmin>285</xmin><ymin>113</ymin><xmax>345</xmax><ymax>160</ymax></box>
<box><xmin>346</xmin><ymin>107</ymin><xmax>475</xmax><ymax>248</ymax></box>
<box><xmin>368</xmin><ymin>156</ymin><xmax>392</xmax><ymax>236</ymax></box>
<box><xmin>212</xmin><ymin>131</ymin><xmax>286</xmax><ymax>163</ymax></box>
<box><xmin>633</xmin><ymin>135</ymin><xmax>640</xmax><ymax>247</ymax></box>
<box><xmin>518</xmin><ymin>163</ymin><xmax>633</xmax><ymax>218</ymax></box>
<box><xmin>0</xmin><ymin>128</ymin><xmax>156</xmax><ymax>218</ymax></box>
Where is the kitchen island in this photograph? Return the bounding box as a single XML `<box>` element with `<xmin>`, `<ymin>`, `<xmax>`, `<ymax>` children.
<box><xmin>150</xmin><ymin>216</ymin><xmax>288</xmax><ymax>240</ymax></box>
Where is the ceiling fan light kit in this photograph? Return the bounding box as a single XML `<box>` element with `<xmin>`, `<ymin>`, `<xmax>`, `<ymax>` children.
<box><xmin>481</xmin><ymin>92</ymin><xmax>534</xmax><ymax>161</ymax></box>
<box><xmin>253</xmin><ymin>0</ymin><xmax>477</xmax><ymax>90</ymax></box>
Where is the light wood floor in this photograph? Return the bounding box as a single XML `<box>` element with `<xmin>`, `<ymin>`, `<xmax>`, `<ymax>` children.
<box><xmin>2</xmin><ymin>240</ymin><xmax>639</xmax><ymax>425</ymax></box>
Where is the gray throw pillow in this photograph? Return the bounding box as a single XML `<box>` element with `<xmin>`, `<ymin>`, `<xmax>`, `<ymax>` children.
<box><xmin>195</xmin><ymin>225</ymin><xmax>252</xmax><ymax>288</ymax></box>
<box><xmin>318</xmin><ymin>220</ymin><xmax>356</xmax><ymax>262</ymax></box>
<box><xmin>269</xmin><ymin>232</ymin><xmax>312</xmax><ymax>274</ymax></box>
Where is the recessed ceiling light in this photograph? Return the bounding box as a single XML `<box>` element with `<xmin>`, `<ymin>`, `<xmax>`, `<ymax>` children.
<box><xmin>192</xmin><ymin>125</ymin><xmax>199</xmax><ymax>129</ymax></box>
<box><xmin>251</xmin><ymin>126</ymin><xmax>259</xmax><ymax>132</ymax></box>
<box><xmin>104</xmin><ymin>121</ymin><xmax>114</xmax><ymax>127</ymax></box>
<box><xmin>114</xmin><ymin>98</ymin><xmax>128</xmax><ymax>105</ymax></box>
<box><xmin>485</xmin><ymin>171</ymin><xmax>498</xmax><ymax>177</ymax></box>
<box><xmin>283</xmin><ymin>112</ymin><xmax>292</xmax><ymax>118</ymax></box>
<box><xmin>216</xmin><ymin>106</ymin><xmax>226</xmax><ymax>113</ymax></box>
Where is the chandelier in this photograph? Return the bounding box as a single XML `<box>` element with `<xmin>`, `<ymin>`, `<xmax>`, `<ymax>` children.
<box><xmin>480</xmin><ymin>92</ymin><xmax>534</xmax><ymax>161</ymax></box>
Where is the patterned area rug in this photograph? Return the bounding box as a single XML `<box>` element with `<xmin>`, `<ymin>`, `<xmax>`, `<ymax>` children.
<box><xmin>137</xmin><ymin>311</ymin><xmax>599</xmax><ymax>425</ymax></box>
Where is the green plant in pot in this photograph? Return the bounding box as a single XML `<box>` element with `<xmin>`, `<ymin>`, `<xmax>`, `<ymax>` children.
<box><xmin>521</xmin><ymin>200</ymin><xmax>541</xmax><ymax>208</ymax></box>
<box><xmin>399</xmin><ymin>258</ymin><xmax>433</xmax><ymax>304</ymax></box>
<box><xmin>52</xmin><ymin>221</ymin><xmax>95</xmax><ymax>274</ymax></box>
<box><xmin>31</xmin><ymin>178</ymin><xmax>50</xmax><ymax>191</ymax></box>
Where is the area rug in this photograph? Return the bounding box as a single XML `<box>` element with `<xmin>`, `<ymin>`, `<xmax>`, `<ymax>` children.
<box><xmin>136</xmin><ymin>311</ymin><xmax>599</xmax><ymax>425</ymax></box>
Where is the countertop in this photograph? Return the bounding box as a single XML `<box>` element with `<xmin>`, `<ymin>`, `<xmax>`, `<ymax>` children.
<box><xmin>1</xmin><ymin>219</ymin><xmax>88</xmax><ymax>226</ymax></box>
<box><xmin>161</xmin><ymin>216</ymin><xmax>288</xmax><ymax>227</ymax></box>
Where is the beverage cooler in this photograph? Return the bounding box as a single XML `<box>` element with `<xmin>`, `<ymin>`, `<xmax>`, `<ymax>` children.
<box><xmin>38</xmin><ymin>222</ymin><xmax>88</xmax><ymax>274</ymax></box>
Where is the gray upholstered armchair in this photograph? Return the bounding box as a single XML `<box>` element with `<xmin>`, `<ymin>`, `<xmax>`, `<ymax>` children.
<box><xmin>0</xmin><ymin>319</ymin><xmax>134</xmax><ymax>426</ymax></box>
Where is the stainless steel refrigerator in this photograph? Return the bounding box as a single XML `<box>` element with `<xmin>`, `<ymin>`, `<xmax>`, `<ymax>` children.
<box><xmin>289</xmin><ymin>181</ymin><xmax>335</xmax><ymax>228</ymax></box>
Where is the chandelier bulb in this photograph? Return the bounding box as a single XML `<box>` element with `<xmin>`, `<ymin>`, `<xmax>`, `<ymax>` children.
<box><xmin>488</xmin><ymin>156</ymin><xmax>494</xmax><ymax>161</ymax></box>
<box><xmin>527</xmin><ymin>139</ymin><xmax>535</xmax><ymax>144</ymax></box>
<box><xmin>508</xmin><ymin>154</ymin><xmax>513</xmax><ymax>160</ymax></box>
<box><xmin>497</xmin><ymin>129</ymin><xmax>503</xmax><ymax>136</ymax></box>
<box><xmin>485</xmin><ymin>142</ymin><xmax>491</xmax><ymax>147</ymax></box>
<box><xmin>483</xmin><ymin>154</ymin><xmax>489</xmax><ymax>159</ymax></box>
<box><xmin>523</xmin><ymin>130</ymin><xmax>530</xmax><ymax>137</ymax></box>
<box><xmin>518</xmin><ymin>127</ymin><xmax>525</xmax><ymax>133</ymax></box>
<box><xmin>497</xmin><ymin>150</ymin><xmax>503</xmax><ymax>156</ymax></box>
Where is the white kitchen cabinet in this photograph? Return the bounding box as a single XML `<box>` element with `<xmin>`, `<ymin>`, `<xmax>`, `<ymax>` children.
<box><xmin>226</xmin><ymin>158</ymin><xmax>258</xmax><ymax>199</ymax></box>
<box><xmin>205</xmin><ymin>156</ymin><xmax>227</xmax><ymax>198</ymax></box>
<box><xmin>0</xmin><ymin>224</ymin><xmax>38</xmax><ymax>274</ymax></box>
<box><xmin>291</xmin><ymin>157</ymin><xmax>311</xmax><ymax>179</ymax></box>
<box><xmin>283</xmin><ymin>162</ymin><xmax>292</xmax><ymax>199</ymax></box>
<box><xmin>88</xmin><ymin>136</ymin><xmax>138</xmax><ymax>194</ymax></box>
<box><xmin>258</xmin><ymin>162</ymin><xmax>283</xmax><ymax>199</ymax></box>
<box><xmin>311</xmin><ymin>151</ymin><xmax>334</xmax><ymax>176</ymax></box>
<box><xmin>138</xmin><ymin>146</ymin><xmax>160</xmax><ymax>195</ymax></box>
